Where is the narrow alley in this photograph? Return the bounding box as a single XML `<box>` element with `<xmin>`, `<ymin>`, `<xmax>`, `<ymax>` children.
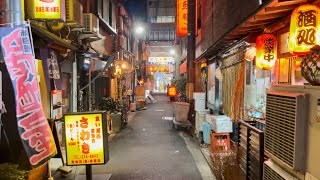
<box><xmin>52</xmin><ymin>94</ymin><xmax>214</xmax><ymax>180</ymax></box>
<box><xmin>104</xmin><ymin>94</ymin><xmax>213</xmax><ymax>180</ymax></box>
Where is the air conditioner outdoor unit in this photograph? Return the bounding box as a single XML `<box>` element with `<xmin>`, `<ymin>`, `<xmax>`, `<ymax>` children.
<box><xmin>83</xmin><ymin>13</ymin><xmax>99</xmax><ymax>34</ymax></box>
<box><xmin>263</xmin><ymin>160</ymin><xmax>298</xmax><ymax>180</ymax></box>
<box><xmin>267</xmin><ymin>85</ymin><xmax>320</xmax><ymax>179</ymax></box>
<box><xmin>65</xmin><ymin>0</ymin><xmax>84</xmax><ymax>27</ymax></box>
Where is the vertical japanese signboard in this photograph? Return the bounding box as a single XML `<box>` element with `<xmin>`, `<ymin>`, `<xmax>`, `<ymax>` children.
<box><xmin>64</xmin><ymin>112</ymin><xmax>109</xmax><ymax>165</ymax></box>
<box><xmin>0</xmin><ymin>24</ymin><xmax>57</xmax><ymax>167</ymax></box>
<box><xmin>26</xmin><ymin>0</ymin><xmax>66</xmax><ymax>21</ymax></box>
<box><xmin>176</xmin><ymin>0</ymin><xmax>198</xmax><ymax>37</ymax></box>
<box><xmin>176</xmin><ymin>0</ymin><xmax>188</xmax><ymax>37</ymax></box>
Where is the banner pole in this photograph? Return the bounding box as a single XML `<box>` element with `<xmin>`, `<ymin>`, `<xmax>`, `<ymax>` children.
<box><xmin>86</xmin><ymin>165</ymin><xmax>92</xmax><ymax>180</ymax></box>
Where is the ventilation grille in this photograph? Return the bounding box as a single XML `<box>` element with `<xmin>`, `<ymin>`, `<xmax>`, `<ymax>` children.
<box><xmin>265</xmin><ymin>93</ymin><xmax>297</xmax><ymax>168</ymax></box>
<box><xmin>66</xmin><ymin>0</ymin><xmax>70</xmax><ymax>20</ymax></box>
<box><xmin>66</xmin><ymin>0</ymin><xmax>83</xmax><ymax>27</ymax></box>
<box><xmin>84</xmin><ymin>14</ymin><xmax>90</xmax><ymax>32</ymax></box>
<box><xmin>84</xmin><ymin>13</ymin><xmax>98</xmax><ymax>33</ymax></box>
<box><xmin>263</xmin><ymin>163</ymin><xmax>286</xmax><ymax>180</ymax></box>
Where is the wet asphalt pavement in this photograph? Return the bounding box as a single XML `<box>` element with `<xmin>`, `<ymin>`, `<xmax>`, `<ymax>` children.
<box><xmin>105</xmin><ymin>94</ymin><xmax>202</xmax><ymax>180</ymax></box>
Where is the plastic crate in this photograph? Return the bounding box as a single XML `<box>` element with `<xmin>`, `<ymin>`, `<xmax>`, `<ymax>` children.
<box><xmin>210</xmin><ymin>131</ymin><xmax>231</xmax><ymax>153</ymax></box>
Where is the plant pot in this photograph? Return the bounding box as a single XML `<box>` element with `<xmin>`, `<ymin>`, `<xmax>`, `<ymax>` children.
<box><xmin>174</xmin><ymin>102</ymin><xmax>190</xmax><ymax>122</ymax></box>
<box><xmin>110</xmin><ymin>114</ymin><xmax>121</xmax><ymax>133</ymax></box>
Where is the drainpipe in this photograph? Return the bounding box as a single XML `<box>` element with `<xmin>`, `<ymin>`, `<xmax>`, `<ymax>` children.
<box><xmin>0</xmin><ymin>0</ymin><xmax>24</xmax><ymax>25</ymax></box>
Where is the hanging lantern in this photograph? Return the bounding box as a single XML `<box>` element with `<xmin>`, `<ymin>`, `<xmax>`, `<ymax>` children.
<box><xmin>149</xmin><ymin>67</ymin><xmax>153</xmax><ymax>72</ymax></box>
<box><xmin>256</xmin><ymin>34</ymin><xmax>277</xmax><ymax>70</ymax></box>
<box><xmin>289</xmin><ymin>4</ymin><xmax>320</xmax><ymax>55</ymax></box>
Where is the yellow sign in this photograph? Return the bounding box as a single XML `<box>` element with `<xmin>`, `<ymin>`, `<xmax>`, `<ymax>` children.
<box><xmin>27</xmin><ymin>0</ymin><xmax>65</xmax><ymax>20</ymax></box>
<box><xmin>64</xmin><ymin>112</ymin><xmax>108</xmax><ymax>165</ymax></box>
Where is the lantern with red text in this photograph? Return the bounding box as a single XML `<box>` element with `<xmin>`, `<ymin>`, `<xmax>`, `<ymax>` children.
<box><xmin>256</xmin><ymin>34</ymin><xmax>277</xmax><ymax>70</ymax></box>
<box><xmin>167</xmin><ymin>86</ymin><xmax>177</xmax><ymax>97</ymax></box>
<box><xmin>289</xmin><ymin>4</ymin><xmax>320</xmax><ymax>55</ymax></box>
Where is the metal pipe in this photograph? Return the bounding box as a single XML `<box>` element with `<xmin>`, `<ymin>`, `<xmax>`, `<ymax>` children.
<box><xmin>0</xmin><ymin>0</ymin><xmax>24</xmax><ymax>25</ymax></box>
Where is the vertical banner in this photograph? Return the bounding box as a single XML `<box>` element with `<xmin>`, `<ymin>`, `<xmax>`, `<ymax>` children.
<box><xmin>0</xmin><ymin>24</ymin><xmax>57</xmax><ymax>167</ymax></box>
<box><xmin>176</xmin><ymin>0</ymin><xmax>188</xmax><ymax>37</ymax></box>
<box><xmin>176</xmin><ymin>0</ymin><xmax>198</xmax><ymax>37</ymax></box>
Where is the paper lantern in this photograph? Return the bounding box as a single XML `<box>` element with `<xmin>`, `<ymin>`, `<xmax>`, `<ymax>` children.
<box><xmin>167</xmin><ymin>86</ymin><xmax>177</xmax><ymax>97</ymax></box>
<box><xmin>256</xmin><ymin>34</ymin><xmax>277</xmax><ymax>70</ymax></box>
<box><xmin>289</xmin><ymin>4</ymin><xmax>320</xmax><ymax>55</ymax></box>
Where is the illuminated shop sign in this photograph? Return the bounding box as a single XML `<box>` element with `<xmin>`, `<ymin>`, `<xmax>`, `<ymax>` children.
<box><xmin>27</xmin><ymin>0</ymin><xmax>66</xmax><ymax>21</ymax></box>
<box><xmin>64</xmin><ymin>112</ymin><xmax>109</xmax><ymax>165</ymax></box>
<box><xmin>176</xmin><ymin>0</ymin><xmax>198</xmax><ymax>37</ymax></box>
<box><xmin>168</xmin><ymin>86</ymin><xmax>177</xmax><ymax>97</ymax></box>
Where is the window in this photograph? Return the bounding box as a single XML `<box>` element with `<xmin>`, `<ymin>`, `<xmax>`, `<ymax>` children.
<box><xmin>109</xmin><ymin>1</ymin><xmax>112</xmax><ymax>26</ymax></box>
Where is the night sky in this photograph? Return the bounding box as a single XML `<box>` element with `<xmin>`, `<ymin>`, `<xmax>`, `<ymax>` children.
<box><xmin>123</xmin><ymin>0</ymin><xmax>148</xmax><ymax>22</ymax></box>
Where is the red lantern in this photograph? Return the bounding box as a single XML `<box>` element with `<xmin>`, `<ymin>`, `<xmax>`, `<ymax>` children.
<box><xmin>167</xmin><ymin>86</ymin><xmax>177</xmax><ymax>97</ymax></box>
<box><xmin>256</xmin><ymin>34</ymin><xmax>277</xmax><ymax>70</ymax></box>
<box><xmin>289</xmin><ymin>4</ymin><xmax>320</xmax><ymax>55</ymax></box>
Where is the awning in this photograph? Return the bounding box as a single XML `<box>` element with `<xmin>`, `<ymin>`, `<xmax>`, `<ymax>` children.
<box><xmin>31</xmin><ymin>23</ymin><xmax>77</xmax><ymax>51</ymax></box>
<box><xmin>201</xmin><ymin>0</ymin><xmax>317</xmax><ymax>61</ymax></box>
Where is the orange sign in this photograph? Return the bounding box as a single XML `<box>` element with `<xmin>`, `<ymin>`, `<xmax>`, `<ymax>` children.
<box><xmin>176</xmin><ymin>0</ymin><xmax>188</xmax><ymax>37</ymax></box>
<box><xmin>168</xmin><ymin>86</ymin><xmax>177</xmax><ymax>97</ymax></box>
<box><xmin>176</xmin><ymin>0</ymin><xmax>198</xmax><ymax>37</ymax></box>
<box><xmin>64</xmin><ymin>112</ymin><xmax>109</xmax><ymax>166</ymax></box>
<box><xmin>289</xmin><ymin>4</ymin><xmax>320</xmax><ymax>55</ymax></box>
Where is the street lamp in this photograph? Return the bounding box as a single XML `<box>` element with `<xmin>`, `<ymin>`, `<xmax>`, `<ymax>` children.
<box><xmin>135</xmin><ymin>26</ymin><xmax>144</xmax><ymax>34</ymax></box>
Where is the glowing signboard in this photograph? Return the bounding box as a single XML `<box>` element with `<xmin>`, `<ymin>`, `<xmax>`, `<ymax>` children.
<box><xmin>64</xmin><ymin>112</ymin><xmax>109</xmax><ymax>166</ymax></box>
<box><xmin>168</xmin><ymin>86</ymin><xmax>177</xmax><ymax>97</ymax></box>
<box><xmin>148</xmin><ymin>57</ymin><xmax>174</xmax><ymax>65</ymax></box>
<box><xmin>176</xmin><ymin>0</ymin><xmax>198</xmax><ymax>37</ymax></box>
<box><xmin>176</xmin><ymin>0</ymin><xmax>188</xmax><ymax>37</ymax></box>
<box><xmin>27</xmin><ymin>0</ymin><xmax>66</xmax><ymax>21</ymax></box>
<box><xmin>289</xmin><ymin>4</ymin><xmax>320</xmax><ymax>55</ymax></box>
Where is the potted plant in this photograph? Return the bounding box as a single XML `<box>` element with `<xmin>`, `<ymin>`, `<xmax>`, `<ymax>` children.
<box><xmin>171</xmin><ymin>76</ymin><xmax>190</xmax><ymax>122</ymax></box>
<box><xmin>97</xmin><ymin>97</ymin><xmax>119</xmax><ymax>134</ymax></box>
<box><xmin>0</xmin><ymin>163</ymin><xmax>29</xmax><ymax>180</ymax></box>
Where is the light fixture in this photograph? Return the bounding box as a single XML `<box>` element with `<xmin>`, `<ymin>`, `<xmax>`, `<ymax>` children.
<box><xmin>289</xmin><ymin>4</ymin><xmax>320</xmax><ymax>55</ymax></box>
<box><xmin>135</xmin><ymin>26</ymin><xmax>144</xmax><ymax>34</ymax></box>
<box><xmin>121</xmin><ymin>63</ymin><xmax>126</xmax><ymax>69</ymax></box>
<box><xmin>256</xmin><ymin>33</ymin><xmax>277</xmax><ymax>70</ymax></box>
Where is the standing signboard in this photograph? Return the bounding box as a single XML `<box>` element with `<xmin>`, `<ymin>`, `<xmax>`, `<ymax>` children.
<box><xmin>64</xmin><ymin>111</ymin><xmax>109</xmax><ymax>166</ymax></box>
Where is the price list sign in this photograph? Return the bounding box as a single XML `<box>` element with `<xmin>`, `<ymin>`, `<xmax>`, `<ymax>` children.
<box><xmin>64</xmin><ymin>112</ymin><xmax>109</xmax><ymax>166</ymax></box>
